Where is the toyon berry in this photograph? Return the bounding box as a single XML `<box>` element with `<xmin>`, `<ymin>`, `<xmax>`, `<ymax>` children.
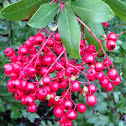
<box><xmin>3</xmin><ymin>29</ymin><xmax>121</xmax><ymax>124</ymax></box>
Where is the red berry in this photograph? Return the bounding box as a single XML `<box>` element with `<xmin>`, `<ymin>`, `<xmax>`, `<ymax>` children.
<box><xmin>42</xmin><ymin>76</ymin><xmax>51</xmax><ymax>85</ymax></box>
<box><xmin>77</xmin><ymin>103</ymin><xmax>86</xmax><ymax>113</ymax></box>
<box><xmin>50</xmin><ymin>81</ymin><xmax>60</xmax><ymax>92</ymax></box>
<box><xmin>63</xmin><ymin>100</ymin><xmax>73</xmax><ymax>110</ymax></box>
<box><xmin>86</xmin><ymin>94</ymin><xmax>97</xmax><ymax>106</ymax></box>
<box><xmin>54</xmin><ymin>33</ymin><xmax>61</xmax><ymax>41</ymax></box>
<box><xmin>113</xmin><ymin>77</ymin><xmax>121</xmax><ymax>86</ymax></box>
<box><xmin>60</xmin><ymin>80</ymin><xmax>67</xmax><ymax>89</ymax></box>
<box><xmin>34</xmin><ymin>33</ymin><xmax>44</xmax><ymax>45</ymax></box>
<box><xmin>67</xmin><ymin>109</ymin><xmax>77</xmax><ymax>120</ymax></box>
<box><xmin>4</xmin><ymin>63</ymin><xmax>14</xmax><ymax>75</ymax></box>
<box><xmin>103</xmin><ymin>59</ymin><xmax>112</xmax><ymax>67</ymax></box>
<box><xmin>107</xmin><ymin>32</ymin><xmax>117</xmax><ymax>42</ymax></box>
<box><xmin>25</xmin><ymin>95</ymin><xmax>34</xmax><ymax>106</ymax></box>
<box><xmin>37</xmin><ymin>89</ymin><xmax>47</xmax><ymax>101</ymax></box>
<box><xmin>28</xmin><ymin>103</ymin><xmax>37</xmax><ymax>113</ymax></box>
<box><xmin>53</xmin><ymin>106</ymin><xmax>64</xmax><ymax>117</ymax></box>
<box><xmin>25</xmin><ymin>40</ymin><xmax>34</xmax><ymax>48</ymax></box>
<box><xmin>95</xmin><ymin>62</ymin><xmax>104</xmax><ymax>72</ymax></box>
<box><xmin>105</xmin><ymin>82</ymin><xmax>114</xmax><ymax>91</ymax></box>
<box><xmin>87</xmin><ymin>45</ymin><xmax>96</xmax><ymax>53</ymax></box>
<box><xmin>83</xmin><ymin>53</ymin><xmax>95</xmax><ymax>65</ymax></box>
<box><xmin>46</xmin><ymin>38</ymin><xmax>54</xmax><ymax>47</ymax></box>
<box><xmin>100</xmin><ymin>77</ymin><xmax>109</xmax><ymax>88</ymax></box>
<box><xmin>106</xmin><ymin>40</ymin><xmax>116</xmax><ymax>50</ymax></box>
<box><xmin>95</xmin><ymin>71</ymin><xmax>104</xmax><ymax>80</ymax></box>
<box><xmin>43</xmin><ymin>55</ymin><xmax>53</xmax><ymax>66</ymax></box>
<box><xmin>102</xmin><ymin>22</ymin><xmax>109</xmax><ymax>27</ymax></box>
<box><xmin>5</xmin><ymin>47</ymin><xmax>14</xmax><ymax>57</ymax></box>
<box><xmin>71</xmin><ymin>81</ymin><xmax>80</xmax><ymax>93</ymax></box>
<box><xmin>107</xmin><ymin>68</ymin><xmax>118</xmax><ymax>80</ymax></box>
<box><xmin>26</xmin><ymin>82</ymin><xmax>36</xmax><ymax>94</ymax></box>
<box><xmin>88</xmin><ymin>84</ymin><xmax>97</xmax><ymax>94</ymax></box>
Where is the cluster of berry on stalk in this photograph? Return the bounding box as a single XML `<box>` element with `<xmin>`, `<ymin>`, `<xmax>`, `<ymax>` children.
<box><xmin>3</xmin><ymin>25</ymin><xmax>122</xmax><ymax>125</ymax></box>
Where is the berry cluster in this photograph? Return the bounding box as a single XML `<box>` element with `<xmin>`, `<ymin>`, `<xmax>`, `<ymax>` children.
<box><xmin>4</xmin><ymin>28</ymin><xmax>121</xmax><ymax>126</ymax></box>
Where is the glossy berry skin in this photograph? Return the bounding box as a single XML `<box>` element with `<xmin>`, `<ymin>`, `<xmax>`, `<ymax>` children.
<box><xmin>102</xmin><ymin>22</ymin><xmax>109</xmax><ymax>27</ymax></box>
<box><xmin>50</xmin><ymin>81</ymin><xmax>60</xmax><ymax>92</ymax></box>
<box><xmin>107</xmin><ymin>68</ymin><xmax>118</xmax><ymax>80</ymax></box>
<box><xmin>40</xmin><ymin>67</ymin><xmax>48</xmax><ymax>77</ymax></box>
<box><xmin>95</xmin><ymin>62</ymin><xmax>104</xmax><ymax>72</ymax></box>
<box><xmin>42</xmin><ymin>76</ymin><xmax>51</xmax><ymax>85</ymax></box>
<box><xmin>53</xmin><ymin>106</ymin><xmax>64</xmax><ymax>117</ymax></box>
<box><xmin>25</xmin><ymin>82</ymin><xmax>36</xmax><ymax>94</ymax></box>
<box><xmin>65</xmin><ymin>66</ymin><xmax>77</xmax><ymax>77</ymax></box>
<box><xmin>105</xmin><ymin>82</ymin><xmax>114</xmax><ymax>91</ymax></box>
<box><xmin>14</xmin><ymin>90</ymin><xmax>25</xmax><ymax>100</ymax></box>
<box><xmin>5</xmin><ymin>47</ymin><xmax>14</xmax><ymax>57</ymax></box>
<box><xmin>63</xmin><ymin>100</ymin><xmax>73</xmax><ymax>110</ymax></box>
<box><xmin>88</xmin><ymin>84</ymin><xmax>97</xmax><ymax>94</ymax></box>
<box><xmin>103</xmin><ymin>59</ymin><xmax>112</xmax><ymax>67</ymax></box>
<box><xmin>100</xmin><ymin>77</ymin><xmax>109</xmax><ymax>88</ymax></box>
<box><xmin>25</xmin><ymin>40</ymin><xmax>34</xmax><ymax>48</ymax></box>
<box><xmin>46</xmin><ymin>38</ymin><xmax>54</xmax><ymax>47</ymax></box>
<box><xmin>95</xmin><ymin>72</ymin><xmax>104</xmax><ymax>80</ymax></box>
<box><xmin>107</xmin><ymin>32</ymin><xmax>117</xmax><ymax>42</ymax></box>
<box><xmin>71</xmin><ymin>81</ymin><xmax>80</xmax><ymax>93</ymax></box>
<box><xmin>57</xmin><ymin>115</ymin><xmax>66</xmax><ymax>124</ymax></box>
<box><xmin>86</xmin><ymin>94</ymin><xmax>97</xmax><ymax>106</ymax></box>
<box><xmin>37</xmin><ymin>89</ymin><xmax>47</xmax><ymax>101</ymax></box>
<box><xmin>113</xmin><ymin>77</ymin><xmax>121</xmax><ymax>86</ymax></box>
<box><xmin>28</xmin><ymin>103</ymin><xmax>37</xmax><ymax>113</ymax></box>
<box><xmin>77</xmin><ymin>103</ymin><xmax>86</xmax><ymax>113</ymax></box>
<box><xmin>24</xmin><ymin>95</ymin><xmax>34</xmax><ymax>106</ymax></box>
<box><xmin>3</xmin><ymin>63</ymin><xmax>14</xmax><ymax>75</ymax></box>
<box><xmin>87</xmin><ymin>45</ymin><xmax>96</xmax><ymax>53</ymax></box>
<box><xmin>87</xmin><ymin>68</ymin><xmax>96</xmax><ymax>80</ymax></box>
<box><xmin>55</xmin><ymin>46</ymin><xmax>63</xmax><ymax>55</ymax></box>
<box><xmin>106</xmin><ymin>40</ymin><xmax>116</xmax><ymax>50</ymax></box>
<box><xmin>60</xmin><ymin>80</ymin><xmax>67</xmax><ymax>89</ymax></box>
<box><xmin>83</xmin><ymin>53</ymin><xmax>95</xmax><ymax>65</ymax></box>
<box><xmin>43</xmin><ymin>55</ymin><xmax>52</xmax><ymax>66</ymax></box>
<box><xmin>34</xmin><ymin>33</ymin><xmax>44</xmax><ymax>45</ymax></box>
<box><xmin>54</xmin><ymin>33</ymin><xmax>61</xmax><ymax>41</ymax></box>
<box><xmin>67</xmin><ymin>109</ymin><xmax>77</xmax><ymax>120</ymax></box>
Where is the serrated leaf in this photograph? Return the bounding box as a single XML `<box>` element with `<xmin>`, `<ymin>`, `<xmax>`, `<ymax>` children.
<box><xmin>105</xmin><ymin>0</ymin><xmax>126</xmax><ymax>22</ymax></box>
<box><xmin>28</xmin><ymin>4</ymin><xmax>59</xmax><ymax>29</ymax></box>
<box><xmin>84</xmin><ymin>22</ymin><xmax>107</xmax><ymax>56</ymax></box>
<box><xmin>1</xmin><ymin>0</ymin><xmax>48</xmax><ymax>20</ymax></box>
<box><xmin>58</xmin><ymin>6</ymin><xmax>81</xmax><ymax>59</ymax></box>
<box><xmin>70</xmin><ymin>0</ymin><xmax>115</xmax><ymax>23</ymax></box>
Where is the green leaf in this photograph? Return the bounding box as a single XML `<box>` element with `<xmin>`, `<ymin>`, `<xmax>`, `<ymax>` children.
<box><xmin>58</xmin><ymin>6</ymin><xmax>81</xmax><ymax>59</ymax></box>
<box><xmin>105</xmin><ymin>0</ymin><xmax>126</xmax><ymax>22</ymax></box>
<box><xmin>27</xmin><ymin>112</ymin><xmax>40</xmax><ymax>123</ymax></box>
<box><xmin>96</xmin><ymin>102</ymin><xmax>108</xmax><ymax>113</ymax></box>
<box><xmin>3</xmin><ymin>1</ymin><xmax>10</xmax><ymax>8</ymax></box>
<box><xmin>70</xmin><ymin>0</ymin><xmax>115</xmax><ymax>23</ymax></box>
<box><xmin>119</xmin><ymin>121</ymin><xmax>125</xmax><ymax>126</ymax></box>
<box><xmin>84</xmin><ymin>22</ymin><xmax>107</xmax><ymax>56</ymax></box>
<box><xmin>28</xmin><ymin>4</ymin><xmax>59</xmax><ymax>29</ymax></box>
<box><xmin>1</xmin><ymin>0</ymin><xmax>49</xmax><ymax>20</ymax></box>
<box><xmin>112</xmin><ymin>57</ymin><xmax>126</xmax><ymax>63</ymax></box>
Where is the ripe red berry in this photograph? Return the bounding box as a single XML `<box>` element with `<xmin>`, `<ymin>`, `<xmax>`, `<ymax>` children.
<box><xmin>25</xmin><ymin>40</ymin><xmax>34</xmax><ymax>48</ymax></box>
<box><xmin>107</xmin><ymin>68</ymin><xmax>118</xmax><ymax>80</ymax></box>
<box><xmin>5</xmin><ymin>47</ymin><xmax>14</xmax><ymax>57</ymax></box>
<box><xmin>53</xmin><ymin>106</ymin><xmax>64</xmax><ymax>117</ymax></box>
<box><xmin>37</xmin><ymin>89</ymin><xmax>47</xmax><ymax>101</ymax></box>
<box><xmin>26</xmin><ymin>82</ymin><xmax>36</xmax><ymax>94</ymax></box>
<box><xmin>4</xmin><ymin>63</ymin><xmax>14</xmax><ymax>75</ymax></box>
<box><xmin>46</xmin><ymin>38</ymin><xmax>54</xmax><ymax>47</ymax></box>
<box><xmin>100</xmin><ymin>77</ymin><xmax>109</xmax><ymax>88</ymax></box>
<box><xmin>42</xmin><ymin>76</ymin><xmax>51</xmax><ymax>85</ymax></box>
<box><xmin>86</xmin><ymin>94</ymin><xmax>97</xmax><ymax>106</ymax></box>
<box><xmin>105</xmin><ymin>82</ymin><xmax>114</xmax><ymax>91</ymax></box>
<box><xmin>77</xmin><ymin>103</ymin><xmax>86</xmax><ymax>113</ymax></box>
<box><xmin>87</xmin><ymin>45</ymin><xmax>96</xmax><ymax>53</ymax></box>
<box><xmin>28</xmin><ymin>103</ymin><xmax>37</xmax><ymax>113</ymax></box>
<box><xmin>43</xmin><ymin>55</ymin><xmax>53</xmax><ymax>66</ymax></box>
<box><xmin>71</xmin><ymin>81</ymin><xmax>80</xmax><ymax>93</ymax></box>
<box><xmin>103</xmin><ymin>59</ymin><xmax>112</xmax><ymax>67</ymax></box>
<box><xmin>95</xmin><ymin>71</ymin><xmax>104</xmax><ymax>80</ymax></box>
<box><xmin>88</xmin><ymin>84</ymin><xmax>97</xmax><ymax>94</ymax></box>
<box><xmin>54</xmin><ymin>33</ymin><xmax>61</xmax><ymax>41</ymax></box>
<box><xmin>63</xmin><ymin>100</ymin><xmax>73</xmax><ymax>110</ymax></box>
<box><xmin>95</xmin><ymin>62</ymin><xmax>104</xmax><ymax>72</ymax></box>
<box><xmin>50</xmin><ymin>81</ymin><xmax>60</xmax><ymax>92</ymax></box>
<box><xmin>40</xmin><ymin>67</ymin><xmax>48</xmax><ymax>77</ymax></box>
<box><xmin>60</xmin><ymin>80</ymin><xmax>67</xmax><ymax>89</ymax></box>
<box><xmin>34</xmin><ymin>33</ymin><xmax>44</xmax><ymax>45</ymax></box>
<box><xmin>83</xmin><ymin>53</ymin><xmax>95</xmax><ymax>65</ymax></box>
<box><xmin>64</xmin><ymin>120</ymin><xmax>73</xmax><ymax>126</ymax></box>
<box><xmin>107</xmin><ymin>32</ymin><xmax>117</xmax><ymax>42</ymax></box>
<box><xmin>102</xmin><ymin>22</ymin><xmax>109</xmax><ymax>27</ymax></box>
<box><xmin>25</xmin><ymin>95</ymin><xmax>34</xmax><ymax>106</ymax></box>
<box><xmin>67</xmin><ymin>109</ymin><xmax>77</xmax><ymax>120</ymax></box>
<box><xmin>106</xmin><ymin>40</ymin><xmax>116</xmax><ymax>50</ymax></box>
<box><xmin>113</xmin><ymin>77</ymin><xmax>121</xmax><ymax>86</ymax></box>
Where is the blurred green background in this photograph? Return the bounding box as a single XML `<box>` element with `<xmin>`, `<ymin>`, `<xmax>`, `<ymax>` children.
<box><xmin>0</xmin><ymin>0</ymin><xmax>126</xmax><ymax>126</ymax></box>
